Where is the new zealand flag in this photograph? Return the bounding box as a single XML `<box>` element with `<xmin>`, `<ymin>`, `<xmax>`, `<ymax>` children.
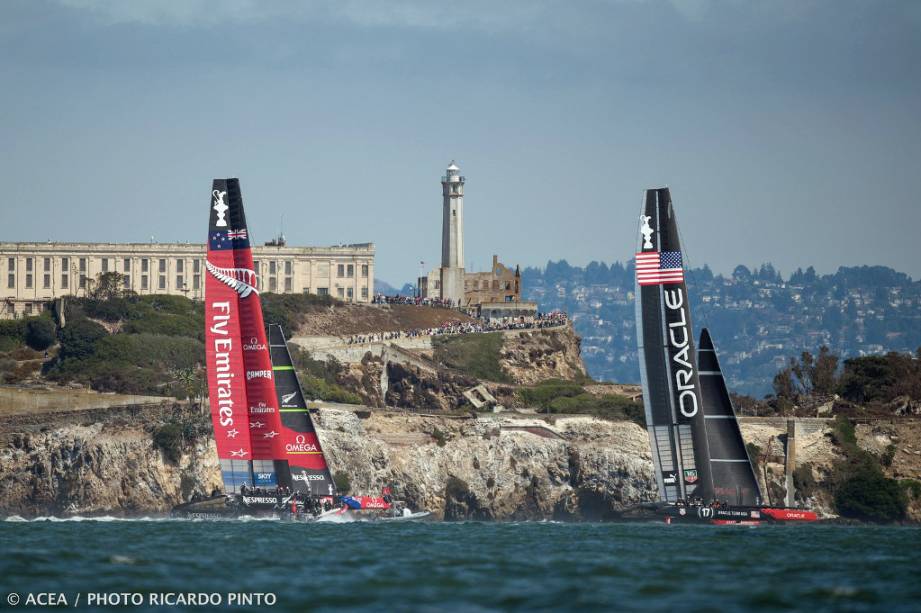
<box><xmin>210</xmin><ymin>229</ymin><xmax>249</xmax><ymax>250</ymax></box>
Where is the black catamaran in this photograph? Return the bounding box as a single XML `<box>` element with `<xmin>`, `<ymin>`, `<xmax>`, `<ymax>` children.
<box><xmin>634</xmin><ymin>187</ymin><xmax>816</xmax><ymax>524</ymax></box>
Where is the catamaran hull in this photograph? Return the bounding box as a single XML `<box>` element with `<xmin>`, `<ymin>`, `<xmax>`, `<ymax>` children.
<box><xmin>660</xmin><ymin>505</ymin><xmax>818</xmax><ymax>525</ymax></box>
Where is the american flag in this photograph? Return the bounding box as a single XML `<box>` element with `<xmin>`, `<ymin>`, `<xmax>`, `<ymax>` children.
<box><xmin>636</xmin><ymin>251</ymin><xmax>684</xmax><ymax>286</ymax></box>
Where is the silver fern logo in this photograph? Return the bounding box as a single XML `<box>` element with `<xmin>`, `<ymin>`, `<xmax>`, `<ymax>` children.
<box><xmin>206</xmin><ymin>260</ymin><xmax>258</xmax><ymax>298</ymax></box>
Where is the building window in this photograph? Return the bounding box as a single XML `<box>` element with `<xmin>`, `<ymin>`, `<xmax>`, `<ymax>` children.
<box><xmin>123</xmin><ymin>274</ymin><xmax>130</xmax><ymax>289</ymax></box>
<box><xmin>269</xmin><ymin>278</ymin><xmax>277</xmax><ymax>292</ymax></box>
<box><xmin>26</xmin><ymin>273</ymin><xmax>33</xmax><ymax>289</ymax></box>
<box><xmin>61</xmin><ymin>272</ymin><xmax>69</xmax><ymax>289</ymax></box>
<box><xmin>176</xmin><ymin>275</ymin><xmax>184</xmax><ymax>289</ymax></box>
<box><xmin>159</xmin><ymin>259</ymin><xmax>166</xmax><ymax>273</ymax></box>
<box><xmin>43</xmin><ymin>274</ymin><xmax>51</xmax><ymax>289</ymax></box>
<box><xmin>176</xmin><ymin>260</ymin><xmax>184</xmax><ymax>273</ymax></box>
<box><xmin>7</xmin><ymin>257</ymin><xmax>13</xmax><ymax>272</ymax></box>
<box><xmin>193</xmin><ymin>259</ymin><xmax>200</xmax><ymax>273</ymax></box>
<box><xmin>123</xmin><ymin>258</ymin><xmax>130</xmax><ymax>272</ymax></box>
<box><xmin>269</xmin><ymin>261</ymin><xmax>277</xmax><ymax>275</ymax></box>
<box><xmin>24</xmin><ymin>303</ymin><xmax>33</xmax><ymax>315</ymax></box>
<box><xmin>337</xmin><ymin>264</ymin><xmax>345</xmax><ymax>278</ymax></box>
<box><xmin>347</xmin><ymin>264</ymin><xmax>354</xmax><ymax>278</ymax></box>
<box><xmin>141</xmin><ymin>258</ymin><xmax>149</xmax><ymax>273</ymax></box>
<box><xmin>101</xmin><ymin>258</ymin><xmax>109</xmax><ymax>273</ymax></box>
<box><xmin>361</xmin><ymin>265</ymin><xmax>368</xmax><ymax>278</ymax></box>
<box><xmin>44</xmin><ymin>257</ymin><xmax>51</xmax><ymax>272</ymax></box>
<box><xmin>337</xmin><ymin>287</ymin><xmax>345</xmax><ymax>298</ymax></box>
<box><xmin>361</xmin><ymin>287</ymin><xmax>368</xmax><ymax>299</ymax></box>
<box><xmin>347</xmin><ymin>287</ymin><xmax>353</xmax><ymax>300</ymax></box>
<box><xmin>317</xmin><ymin>287</ymin><xmax>328</xmax><ymax>296</ymax></box>
<box><xmin>193</xmin><ymin>275</ymin><xmax>200</xmax><ymax>290</ymax></box>
<box><xmin>79</xmin><ymin>275</ymin><xmax>86</xmax><ymax>289</ymax></box>
<box><xmin>284</xmin><ymin>261</ymin><xmax>292</xmax><ymax>275</ymax></box>
<box><xmin>26</xmin><ymin>257</ymin><xmax>33</xmax><ymax>273</ymax></box>
<box><xmin>141</xmin><ymin>275</ymin><xmax>149</xmax><ymax>290</ymax></box>
<box><xmin>284</xmin><ymin>277</ymin><xmax>292</xmax><ymax>292</ymax></box>
<box><xmin>159</xmin><ymin>275</ymin><xmax>166</xmax><ymax>290</ymax></box>
<box><xmin>79</xmin><ymin>258</ymin><xmax>87</xmax><ymax>273</ymax></box>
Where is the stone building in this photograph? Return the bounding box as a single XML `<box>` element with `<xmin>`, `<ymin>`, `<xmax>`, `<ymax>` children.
<box><xmin>0</xmin><ymin>241</ymin><xmax>375</xmax><ymax>319</ymax></box>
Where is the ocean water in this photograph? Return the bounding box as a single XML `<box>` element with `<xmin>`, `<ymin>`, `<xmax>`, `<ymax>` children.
<box><xmin>1</xmin><ymin>518</ymin><xmax>919</xmax><ymax>612</ymax></box>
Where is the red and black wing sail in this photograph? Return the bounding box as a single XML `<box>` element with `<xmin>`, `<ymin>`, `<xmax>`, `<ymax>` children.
<box><xmin>634</xmin><ymin>187</ymin><xmax>714</xmax><ymax>502</ymax></box>
<box><xmin>268</xmin><ymin>324</ymin><xmax>337</xmax><ymax>498</ymax></box>
<box><xmin>206</xmin><ymin>178</ymin><xmax>293</xmax><ymax>492</ymax></box>
<box><xmin>205</xmin><ymin>179</ymin><xmax>255</xmax><ymax>493</ymax></box>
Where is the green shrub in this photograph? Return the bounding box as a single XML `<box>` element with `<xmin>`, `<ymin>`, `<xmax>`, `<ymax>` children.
<box><xmin>298</xmin><ymin>373</ymin><xmax>362</xmax><ymax>405</ymax></box>
<box><xmin>153</xmin><ymin>422</ymin><xmax>185</xmax><ymax>463</ymax></box>
<box><xmin>793</xmin><ymin>463</ymin><xmax>818</xmax><ymax>500</ymax></box>
<box><xmin>0</xmin><ymin>319</ymin><xmax>26</xmax><ymax>351</ymax></box>
<box><xmin>881</xmin><ymin>444</ymin><xmax>897</xmax><ymax>467</ymax></box>
<box><xmin>432</xmin><ymin>333</ymin><xmax>511</xmax><ymax>383</ymax></box>
<box><xmin>333</xmin><ymin>471</ymin><xmax>351</xmax><ymax>495</ymax></box>
<box><xmin>517</xmin><ymin>380</ymin><xmax>645</xmax><ymax>425</ymax></box>
<box><xmin>834</xmin><ymin>467</ymin><xmax>907</xmax><ymax>523</ymax></box>
<box><xmin>25</xmin><ymin>317</ymin><xmax>56</xmax><ymax>351</ymax></box>
<box><xmin>94</xmin><ymin>334</ymin><xmax>204</xmax><ymax>370</ymax></box>
<box><xmin>261</xmin><ymin>293</ymin><xmax>340</xmax><ymax>334</ymax></box>
<box><xmin>58</xmin><ymin>319</ymin><xmax>107</xmax><ymax>361</ymax></box>
<box><xmin>432</xmin><ymin>428</ymin><xmax>448</xmax><ymax>447</ymax></box>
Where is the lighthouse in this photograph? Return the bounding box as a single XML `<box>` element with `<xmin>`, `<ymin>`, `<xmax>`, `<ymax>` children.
<box><xmin>440</xmin><ymin>161</ymin><xmax>465</xmax><ymax>305</ymax></box>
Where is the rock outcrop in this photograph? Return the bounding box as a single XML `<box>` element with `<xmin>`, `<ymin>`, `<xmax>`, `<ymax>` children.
<box><xmin>498</xmin><ymin>325</ymin><xmax>586</xmax><ymax>385</ymax></box>
<box><xmin>0</xmin><ymin>403</ymin><xmax>657</xmax><ymax>519</ymax></box>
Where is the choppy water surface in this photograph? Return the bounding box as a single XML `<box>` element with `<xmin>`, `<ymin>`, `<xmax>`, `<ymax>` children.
<box><xmin>1</xmin><ymin>518</ymin><xmax>919</xmax><ymax>612</ymax></box>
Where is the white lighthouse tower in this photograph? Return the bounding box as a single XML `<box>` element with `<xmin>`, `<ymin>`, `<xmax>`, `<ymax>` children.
<box><xmin>440</xmin><ymin>161</ymin><xmax>466</xmax><ymax>305</ymax></box>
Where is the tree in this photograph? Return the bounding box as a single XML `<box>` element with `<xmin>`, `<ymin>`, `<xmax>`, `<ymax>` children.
<box><xmin>58</xmin><ymin>319</ymin><xmax>107</xmax><ymax>361</ymax></box>
<box><xmin>91</xmin><ymin>272</ymin><xmax>127</xmax><ymax>301</ymax></box>
<box><xmin>25</xmin><ymin>317</ymin><xmax>56</xmax><ymax>351</ymax></box>
<box><xmin>811</xmin><ymin>346</ymin><xmax>840</xmax><ymax>395</ymax></box>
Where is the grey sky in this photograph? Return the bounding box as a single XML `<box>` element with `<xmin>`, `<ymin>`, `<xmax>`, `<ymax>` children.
<box><xmin>2</xmin><ymin>0</ymin><xmax>920</xmax><ymax>284</ymax></box>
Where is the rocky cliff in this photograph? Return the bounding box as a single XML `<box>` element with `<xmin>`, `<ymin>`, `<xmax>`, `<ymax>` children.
<box><xmin>2</xmin><ymin>401</ymin><xmax>919</xmax><ymax>521</ymax></box>
<box><xmin>0</xmin><ymin>402</ymin><xmax>657</xmax><ymax>519</ymax></box>
<box><xmin>0</xmin><ymin>403</ymin><xmax>220</xmax><ymax>517</ymax></box>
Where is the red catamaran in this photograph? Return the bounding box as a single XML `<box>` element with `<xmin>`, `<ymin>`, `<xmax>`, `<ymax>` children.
<box><xmin>173</xmin><ymin>178</ymin><xmax>427</xmax><ymax>521</ymax></box>
<box><xmin>173</xmin><ymin>178</ymin><xmax>338</xmax><ymax>519</ymax></box>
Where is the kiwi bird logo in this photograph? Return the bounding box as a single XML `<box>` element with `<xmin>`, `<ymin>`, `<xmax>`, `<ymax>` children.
<box><xmin>640</xmin><ymin>215</ymin><xmax>654</xmax><ymax>249</ymax></box>
<box><xmin>212</xmin><ymin>190</ymin><xmax>229</xmax><ymax>227</ymax></box>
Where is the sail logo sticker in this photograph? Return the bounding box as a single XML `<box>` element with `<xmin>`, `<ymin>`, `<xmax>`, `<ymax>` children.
<box><xmin>206</xmin><ymin>261</ymin><xmax>259</xmax><ymax>299</ymax></box>
<box><xmin>243</xmin><ymin>337</ymin><xmax>266</xmax><ymax>352</ymax></box>
<box><xmin>640</xmin><ymin>214</ymin><xmax>654</xmax><ymax>249</ymax></box>
<box><xmin>246</xmin><ymin>369</ymin><xmax>272</xmax><ymax>381</ymax></box>
<box><xmin>292</xmin><ymin>473</ymin><xmax>325</xmax><ymax>482</ymax></box>
<box><xmin>250</xmin><ymin>403</ymin><xmax>276</xmax><ymax>414</ymax></box>
<box><xmin>664</xmin><ymin>287</ymin><xmax>699</xmax><ymax>418</ymax></box>
<box><xmin>663</xmin><ymin>472</ymin><xmax>677</xmax><ymax>485</ymax></box>
<box><xmin>286</xmin><ymin>434</ymin><xmax>318</xmax><ymax>454</ymax></box>
<box><xmin>212</xmin><ymin>190</ymin><xmax>229</xmax><ymax>227</ymax></box>
<box><xmin>280</xmin><ymin>391</ymin><xmax>299</xmax><ymax>407</ymax></box>
<box><xmin>683</xmin><ymin>469</ymin><xmax>699</xmax><ymax>484</ymax></box>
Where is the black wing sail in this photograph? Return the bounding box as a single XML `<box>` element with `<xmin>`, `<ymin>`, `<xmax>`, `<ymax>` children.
<box><xmin>635</xmin><ymin>187</ymin><xmax>714</xmax><ymax>502</ymax></box>
<box><xmin>697</xmin><ymin>328</ymin><xmax>762</xmax><ymax>505</ymax></box>
<box><xmin>268</xmin><ymin>324</ymin><xmax>337</xmax><ymax>498</ymax></box>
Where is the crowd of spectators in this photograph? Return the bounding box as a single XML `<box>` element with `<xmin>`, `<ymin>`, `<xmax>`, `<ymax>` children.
<box><xmin>345</xmin><ymin>311</ymin><xmax>568</xmax><ymax>345</ymax></box>
<box><xmin>372</xmin><ymin>294</ymin><xmax>456</xmax><ymax>308</ymax></box>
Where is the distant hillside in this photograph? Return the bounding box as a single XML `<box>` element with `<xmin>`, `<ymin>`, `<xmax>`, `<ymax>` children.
<box><xmin>523</xmin><ymin>261</ymin><xmax>921</xmax><ymax>396</ymax></box>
